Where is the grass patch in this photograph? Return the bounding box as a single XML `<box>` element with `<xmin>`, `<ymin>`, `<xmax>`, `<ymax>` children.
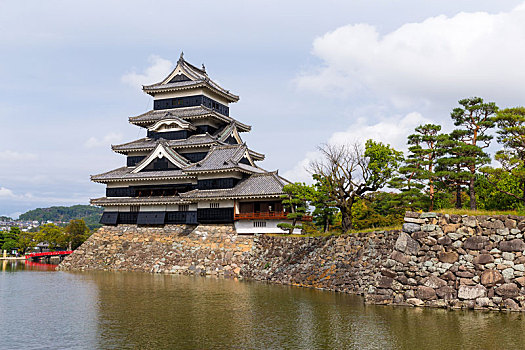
<box><xmin>273</xmin><ymin>224</ymin><xmax>402</xmax><ymax>238</ymax></box>
<box><xmin>435</xmin><ymin>208</ymin><xmax>525</xmax><ymax>216</ymax></box>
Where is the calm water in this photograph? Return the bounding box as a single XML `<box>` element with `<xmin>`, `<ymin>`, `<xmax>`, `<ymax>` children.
<box><xmin>2</xmin><ymin>261</ymin><xmax>525</xmax><ymax>349</ymax></box>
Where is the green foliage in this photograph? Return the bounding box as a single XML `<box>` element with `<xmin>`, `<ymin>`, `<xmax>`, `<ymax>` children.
<box><xmin>481</xmin><ymin>107</ymin><xmax>525</xmax><ymax>207</ymax></box>
<box><xmin>278</xmin><ymin>183</ymin><xmax>313</xmax><ymax>234</ymax></box>
<box><xmin>1</xmin><ymin>226</ymin><xmax>20</xmax><ymax>252</ymax></box>
<box><xmin>311</xmin><ymin>140</ymin><xmax>402</xmax><ymax>233</ymax></box>
<box><xmin>394</xmin><ymin>124</ymin><xmax>442</xmax><ymax>211</ymax></box>
<box><xmin>19</xmin><ymin>205</ymin><xmax>103</xmax><ymax>230</ymax></box>
<box><xmin>311</xmin><ymin>174</ymin><xmax>338</xmax><ymax>232</ymax></box>
<box><xmin>447</xmin><ymin>97</ymin><xmax>497</xmax><ymax>209</ymax></box>
<box><xmin>0</xmin><ymin>216</ymin><xmax>13</xmax><ymax>221</ymax></box>
<box><xmin>64</xmin><ymin>219</ymin><xmax>91</xmax><ymax>250</ymax></box>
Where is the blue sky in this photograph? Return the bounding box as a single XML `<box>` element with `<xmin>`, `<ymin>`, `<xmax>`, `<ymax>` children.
<box><xmin>1</xmin><ymin>0</ymin><xmax>525</xmax><ymax>218</ymax></box>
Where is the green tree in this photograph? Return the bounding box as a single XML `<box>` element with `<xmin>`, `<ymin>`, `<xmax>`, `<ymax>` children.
<box><xmin>435</xmin><ymin>133</ymin><xmax>473</xmax><ymax>209</ymax></box>
<box><xmin>18</xmin><ymin>230</ymin><xmax>36</xmax><ymax>254</ymax></box>
<box><xmin>2</xmin><ymin>227</ymin><xmax>20</xmax><ymax>253</ymax></box>
<box><xmin>311</xmin><ymin>174</ymin><xmax>338</xmax><ymax>232</ymax></box>
<box><xmin>277</xmin><ymin>183</ymin><xmax>313</xmax><ymax>234</ymax></box>
<box><xmin>35</xmin><ymin>223</ymin><xmax>65</xmax><ymax>250</ymax></box>
<box><xmin>449</xmin><ymin>97</ymin><xmax>497</xmax><ymax>209</ymax></box>
<box><xmin>64</xmin><ymin>219</ymin><xmax>91</xmax><ymax>249</ymax></box>
<box><xmin>310</xmin><ymin>140</ymin><xmax>402</xmax><ymax>233</ymax></box>
<box><xmin>482</xmin><ymin>107</ymin><xmax>525</xmax><ymax>206</ymax></box>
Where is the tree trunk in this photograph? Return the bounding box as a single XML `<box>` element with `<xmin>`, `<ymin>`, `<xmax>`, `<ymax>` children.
<box><xmin>455</xmin><ymin>184</ymin><xmax>462</xmax><ymax>209</ymax></box>
<box><xmin>469</xmin><ymin>177</ymin><xmax>476</xmax><ymax>210</ymax></box>
<box><xmin>324</xmin><ymin>216</ymin><xmax>329</xmax><ymax>233</ymax></box>
<box><xmin>429</xmin><ymin>181</ymin><xmax>435</xmax><ymax>211</ymax></box>
<box><xmin>339</xmin><ymin>202</ymin><xmax>354</xmax><ymax>233</ymax></box>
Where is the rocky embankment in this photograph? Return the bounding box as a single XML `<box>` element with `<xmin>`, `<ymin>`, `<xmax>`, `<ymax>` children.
<box><xmin>59</xmin><ymin>212</ymin><xmax>525</xmax><ymax>312</ymax></box>
<box><xmin>58</xmin><ymin>224</ymin><xmax>252</xmax><ymax>277</ymax></box>
<box><xmin>366</xmin><ymin>212</ymin><xmax>525</xmax><ymax>311</ymax></box>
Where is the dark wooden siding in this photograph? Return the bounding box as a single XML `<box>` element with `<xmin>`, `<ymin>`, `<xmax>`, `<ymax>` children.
<box><xmin>127</xmin><ymin>156</ymin><xmax>146</xmax><ymax>167</ymax></box>
<box><xmin>197</xmin><ymin>178</ymin><xmax>239</xmax><ymax>190</ymax></box>
<box><xmin>197</xmin><ymin>208</ymin><xmax>234</xmax><ymax>223</ymax></box>
<box><xmin>153</xmin><ymin>94</ymin><xmax>229</xmax><ymax>116</ymax></box>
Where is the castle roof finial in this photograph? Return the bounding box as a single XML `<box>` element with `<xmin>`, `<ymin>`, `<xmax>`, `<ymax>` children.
<box><xmin>179</xmin><ymin>51</ymin><xmax>184</xmax><ymax>62</ymax></box>
<box><xmin>201</xmin><ymin>63</ymin><xmax>206</xmax><ymax>72</ymax></box>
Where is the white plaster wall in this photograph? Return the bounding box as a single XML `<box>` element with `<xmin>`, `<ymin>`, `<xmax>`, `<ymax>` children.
<box><xmin>234</xmin><ymin>220</ymin><xmax>302</xmax><ymax>234</ymax></box>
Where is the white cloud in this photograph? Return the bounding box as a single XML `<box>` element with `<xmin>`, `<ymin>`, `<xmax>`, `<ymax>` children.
<box><xmin>121</xmin><ymin>55</ymin><xmax>174</xmax><ymax>87</ymax></box>
<box><xmin>84</xmin><ymin>132</ymin><xmax>123</xmax><ymax>149</ymax></box>
<box><xmin>296</xmin><ymin>4</ymin><xmax>525</xmax><ymax>107</ymax></box>
<box><xmin>328</xmin><ymin>112</ymin><xmax>429</xmax><ymax>152</ymax></box>
<box><xmin>282</xmin><ymin>151</ymin><xmax>320</xmax><ymax>184</ymax></box>
<box><xmin>0</xmin><ymin>187</ymin><xmax>16</xmax><ymax>198</ymax></box>
<box><xmin>0</xmin><ymin>150</ymin><xmax>37</xmax><ymax>161</ymax></box>
<box><xmin>284</xmin><ymin>112</ymin><xmax>429</xmax><ymax>183</ymax></box>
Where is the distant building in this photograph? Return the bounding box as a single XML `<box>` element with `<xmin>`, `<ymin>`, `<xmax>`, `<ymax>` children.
<box><xmin>91</xmin><ymin>53</ymin><xmax>309</xmax><ymax>233</ymax></box>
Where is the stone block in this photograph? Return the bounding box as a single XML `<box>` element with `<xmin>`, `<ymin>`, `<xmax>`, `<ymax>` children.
<box><xmin>443</xmin><ymin>224</ymin><xmax>461</xmax><ymax>234</ymax></box>
<box><xmin>391</xmin><ymin>251</ymin><xmax>410</xmax><ymax>264</ymax></box>
<box><xmin>395</xmin><ymin>232</ymin><xmax>420</xmax><ymax>254</ymax></box>
<box><xmin>502</xmin><ymin>252</ymin><xmax>515</xmax><ymax>261</ymax></box>
<box><xmin>500</xmin><ymin>239</ymin><xmax>525</xmax><ymax>252</ymax></box>
<box><xmin>503</xmin><ymin>267</ymin><xmax>515</xmax><ymax>282</ymax></box>
<box><xmin>422</xmin><ymin>224</ymin><xmax>437</xmax><ymax>232</ymax></box>
<box><xmin>405</xmin><ymin>217</ymin><xmax>426</xmax><ymax>224</ymax></box>
<box><xmin>423</xmin><ymin>275</ymin><xmax>447</xmax><ymax>289</ymax></box>
<box><xmin>515</xmin><ymin>276</ymin><xmax>525</xmax><ymax>287</ymax></box>
<box><xmin>377</xmin><ymin>276</ymin><xmax>394</xmax><ymax>289</ymax></box>
<box><xmin>420</xmin><ymin>212</ymin><xmax>438</xmax><ymax>219</ymax></box>
<box><xmin>437</xmin><ymin>236</ymin><xmax>452</xmax><ymax>246</ymax></box>
<box><xmin>438</xmin><ymin>251</ymin><xmax>459</xmax><ymax>263</ymax></box>
<box><xmin>448</xmin><ymin>232</ymin><xmax>463</xmax><ymax>241</ymax></box>
<box><xmin>473</xmin><ymin>254</ymin><xmax>494</xmax><ymax>265</ymax></box>
<box><xmin>416</xmin><ymin>286</ymin><xmax>437</xmax><ymax>300</ymax></box>
<box><xmin>463</xmin><ymin>217</ymin><xmax>478</xmax><ymax>228</ymax></box>
<box><xmin>403</xmin><ymin>223</ymin><xmax>422</xmax><ymax>234</ymax></box>
<box><xmin>480</xmin><ymin>269</ymin><xmax>504</xmax><ymax>287</ymax></box>
<box><xmin>463</xmin><ymin>236</ymin><xmax>489</xmax><ymax>250</ymax></box>
<box><xmin>503</xmin><ymin>298</ymin><xmax>520</xmax><ymax>311</ymax></box>
<box><xmin>407</xmin><ymin>298</ymin><xmax>424</xmax><ymax>306</ymax></box>
<box><xmin>495</xmin><ymin>283</ymin><xmax>520</xmax><ymax>298</ymax></box>
<box><xmin>458</xmin><ymin>284</ymin><xmax>487</xmax><ymax>300</ymax></box>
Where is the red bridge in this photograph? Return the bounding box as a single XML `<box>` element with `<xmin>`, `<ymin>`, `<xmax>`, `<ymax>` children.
<box><xmin>25</xmin><ymin>251</ymin><xmax>73</xmax><ymax>262</ymax></box>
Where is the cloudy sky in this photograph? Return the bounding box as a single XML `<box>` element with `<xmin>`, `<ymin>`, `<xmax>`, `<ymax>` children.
<box><xmin>1</xmin><ymin>0</ymin><xmax>525</xmax><ymax>218</ymax></box>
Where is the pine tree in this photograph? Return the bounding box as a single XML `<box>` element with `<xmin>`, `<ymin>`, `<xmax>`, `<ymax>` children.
<box><xmin>395</xmin><ymin>124</ymin><xmax>442</xmax><ymax>211</ymax></box>
<box><xmin>448</xmin><ymin>97</ymin><xmax>497</xmax><ymax>210</ymax></box>
<box><xmin>482</xmin><ymin>107</ymin><xmax>525</xmax><ymax>206</ymax></box>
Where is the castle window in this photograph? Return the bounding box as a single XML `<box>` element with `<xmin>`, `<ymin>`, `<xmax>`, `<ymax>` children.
<box><xmin>179</xmin><ymin>204</ymin><xmax>189</xmax><ymax>211</ymax></box>
<box><xmin>130</xmin><ymin>205</ymin><xmax>140</xmax><ymax>213</ymax></box>
<box><xmin>253</xmin><ymin>221</ymin><xmax>266</xmax><ymax>228</ymax></box>
<box><xmin>210</xmin><ymin>202</ymin><xmax>220</xmax><ymax>209</ymax></box>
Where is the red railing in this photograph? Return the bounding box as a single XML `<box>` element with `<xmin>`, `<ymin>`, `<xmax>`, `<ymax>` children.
<box><xmin>234</xmin><ymin>212</ymin><xmax>313</xmax><ymax>221</ymax></box>
<box><xmin>25</xmin><ymin>251</ymin><xmax>73</xmax><ymax>259</ymax></box>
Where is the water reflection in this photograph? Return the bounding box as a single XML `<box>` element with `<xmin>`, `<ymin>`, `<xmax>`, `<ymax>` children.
<box><xmin>2</xmin><ymin>263</ymin><xmax>525</xmax><ymax>349</ymax></box>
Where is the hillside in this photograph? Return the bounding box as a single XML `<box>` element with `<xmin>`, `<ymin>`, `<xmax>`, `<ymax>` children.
<box><xmin>19</xmin><ymin>205</ymin><xmax>103</xmax><ymax>229</ymax></box>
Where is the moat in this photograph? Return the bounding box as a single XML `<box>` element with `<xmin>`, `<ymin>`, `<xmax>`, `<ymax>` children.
<box><xmin>2</xmin><ymin>261</ymin><xmax>525</xmax><ymax>350</ymax></box>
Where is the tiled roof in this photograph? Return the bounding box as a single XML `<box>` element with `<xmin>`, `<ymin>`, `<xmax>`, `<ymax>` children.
<box><xmin>112</xmin><ymin>134</ymin><xmax>218</xmax><ymax>153</ymax></box>
<box><xmin>128</xmin><ymin>106</ymin><xmax>251</xmax><ymax>132</ymax></box>
<box><xmin>142</xmin><ymin>55</ymin><xmax>239</xmax><ymax>102</ymax></box>
<box><xmin>184</xmin><ymin>144</ymin><xmax>264</xmax><ymax>173</ymax></box>
<box><xmin>91</xmin><ymin>166</ymin><xmax>193</xmax><ymax>183</ymax></box>
<box><xmin>181</xmin><ymin>172</ymin><xmax>289</xmax><ymax>199</ymax></box>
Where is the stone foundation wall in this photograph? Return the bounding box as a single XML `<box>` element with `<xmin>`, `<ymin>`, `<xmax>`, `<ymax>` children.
<box><xmin>59</xmin><ymin>213</ymin><xmax>525</xmax><ymax>312</ymax></box>
<box><xmin>366</xmin><ymin>212</ymin><xmax>525</xmax><ymax>311</ymax></box>
<box><xmin>58</xmin><ymin>224</ymin><xmax>253</xmax><ymax>277</ymax></box>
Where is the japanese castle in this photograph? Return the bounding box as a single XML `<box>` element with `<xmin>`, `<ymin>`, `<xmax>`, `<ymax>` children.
<box><xmin>91</xmin><ymin>53</ymin><xmax>303</xmax><ymax>234</ymax></box>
